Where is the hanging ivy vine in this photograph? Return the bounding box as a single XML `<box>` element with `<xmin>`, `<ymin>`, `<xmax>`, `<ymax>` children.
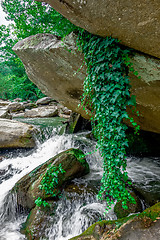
<box><xmin>77</xmin><ymin>30</ymin><xmax>139</xmax><ymax>210</ymax></box>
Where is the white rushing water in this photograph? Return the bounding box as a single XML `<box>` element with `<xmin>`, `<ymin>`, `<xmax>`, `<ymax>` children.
<box><xmin>0</xmin><ymin>127</ymin><xmax>111</xmax><ymax>240</ymax></box>
<box><xmin>0</xmin><ymin>124</ymin><xmax>160</xmax><ymax>240</ymax></box>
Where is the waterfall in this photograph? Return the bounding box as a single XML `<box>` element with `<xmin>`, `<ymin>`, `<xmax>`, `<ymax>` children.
<box><xmin>0</xmin><ymin>122</ymin><xmax>160</xmax><ymax>240</ymax></box>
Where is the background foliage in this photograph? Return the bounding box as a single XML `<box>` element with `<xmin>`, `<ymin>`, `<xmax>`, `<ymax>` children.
<box><xmin>0</xmin><ymin>0</ymin><xmax>76</xmax><ymax>100</ymax></box>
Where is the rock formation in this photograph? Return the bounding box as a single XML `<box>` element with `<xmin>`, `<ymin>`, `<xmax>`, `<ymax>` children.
<box><xmin>13</xmin><ymin>33</ymin><xmax>160</xmax><ymax>133</ymax></box>
<box><xmin>69</xmin><ymin>202</ymin><xmax>160</xmax><ymax>240</ymax></box>
<box><xmin>0</xmin><ymin>119</ymin><xmax>36</xmax><ymax>149</ymax></box>
<box><xmin>36</xmin><ymin>0</ymin><xmax>160</xmax><ymax>58</ymax></box>
<box><xmin>13</xmin><ymin>148</ymin><xmax>89</xmax><ymax>209</ymax></box>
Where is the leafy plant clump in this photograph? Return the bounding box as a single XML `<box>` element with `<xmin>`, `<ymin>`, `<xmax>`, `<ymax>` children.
<box><xmin>35</xmin><ymin>163</ymin><xmax>65</xmax><ymax>207</ymax></box>
<box><xmin>77</xmin><ymin>30</ymin><xmax>139</xmax><ymax>211</ymax></box>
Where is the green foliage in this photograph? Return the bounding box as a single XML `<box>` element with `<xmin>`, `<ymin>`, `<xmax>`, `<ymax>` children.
<box><xmin>0</xmin><ymin>24</ymin><xmax>45</xmax><ymax>100</ymax></box>
<box><xmin>35</xmin><ymin>164</ymin><xmax>65</xmax><ymax>207</ymax></box>
<box><xmin>0</xmin><ymin>0</ymin><xmax>77</xmax><ymax>101</ymax></box>
<box><xmin>35</xmin><ymin>197</ymin><xmax>49</xmax><ymax>208</ymax></box>
<box><xmin>77</xmin><ymin>30</ymin><xmax>139</xmax><ymax>210</ymax></box>
<box><xmin>2</xmin><ymin>0</ymin><xmax>77</xmax><ymax>38</ymax></box>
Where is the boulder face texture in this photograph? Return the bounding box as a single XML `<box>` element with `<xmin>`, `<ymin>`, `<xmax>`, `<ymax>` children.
<box><xmin>36</xmin><ymin>0</ymin><xmax>160</xmax><ymax>58</ymax></box>
<box><xmin>13</xmin><ymin>33</ymin><xmax>160</xmax><ymax>134</ymax></box>
<box><xmin>0</xmin><ymin>119</ymin><xmax>36</xmax><ymax>149</ymax></box>
<box><xmin>13</xmin><ymin>33</ymin><xmax>88</xmax><ymax>118</ymax></box>
<box><xmin>13</xmin><ymin>148</ymin><xmax>89</xmax><ymax>209</ymax></box>
<box><xmin>70</xmin><ymin>203</ymin><xmax>160</xmax><ymax>240</ymax></box>
<box><xmin>23</xmin><ymin>105</ymin><xmax>58</xmax><ymax>118</ymax></box>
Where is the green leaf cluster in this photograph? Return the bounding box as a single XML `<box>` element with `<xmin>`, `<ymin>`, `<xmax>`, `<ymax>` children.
<box><xmin>77</xmin><ymin>30</ymin><xmax>139</xmax><ymax>210</ymax></box>
<box><xmin>35</xmin><ymin>164</ymin><xmax>65</xmax><ymax>207</ymax></box>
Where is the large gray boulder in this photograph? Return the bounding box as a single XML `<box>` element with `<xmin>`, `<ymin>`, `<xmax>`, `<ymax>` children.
<box><xmin>13</xmin><ymin>33</ymin><xmax>160</xmax><ymax>133</ymax></box>
<box><xmin>0</xmin><ymin>119</ymin><xmax>36</xmax><ymax>149</ymax></box>
<box><xmin>13</xmin><ymin>33</ymin><xmax>87</xmax><ymax>118</ymax></box>
<box><xmin>36</xmin><ymin>0</ymin><xmax>160</xmax><ymax>59</ymax></box>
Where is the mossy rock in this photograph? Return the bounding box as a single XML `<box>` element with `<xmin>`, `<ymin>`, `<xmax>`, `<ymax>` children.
<box><xmin>21</xmin><ymin>203</ymin><xmax>55</xmax><ymax>240</ymax></box>
<box><xmin>69</xmin><ymin>202</ymin><xmax>160</xmax><ymax>240</ymax></box>
<box><xmin>13</xmin><ymin>148</ymin><xmax>89</xmax><ymax>209</ymax></box>
<box><xmin>114</xmin><ymin>192</ymin><xmax>142</xmax><ymax>219</ymax></box>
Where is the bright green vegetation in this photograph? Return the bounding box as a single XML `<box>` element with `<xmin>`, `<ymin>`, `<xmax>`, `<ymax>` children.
<box><xmin>1</xmin><ymin>0</ymin><xmax>140</xmax><ymax>210</ymax></box>
<box><xmin>35</xmin><ymin>163</ymin><xmax>65</xmax><ymax>207</ymax></box>
<box><xmin>77</xmin><ymin>31</ymin><xmax>139</xmax><ymax>210</ymax></box>
<box><xmin>0</xmin><ymin>0</ymin><xmax>76</xmax><ymax>100</ymax></box>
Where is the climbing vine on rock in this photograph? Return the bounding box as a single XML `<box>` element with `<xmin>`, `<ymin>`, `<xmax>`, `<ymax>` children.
<box><xmin>35</xmin><ymin>164</ymin><xmax>65</xmax><ymax>207</ymax></box>
<box><xmin>77</xmin><ymin>30</ymin><xmax>139</xmax><ymax>210</ymax></box>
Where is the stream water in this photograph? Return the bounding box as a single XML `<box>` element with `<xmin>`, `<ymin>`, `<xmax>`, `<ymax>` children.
<box><xmin>0</xmin><ymin>118</ymin><xmax>160</xmax><ymax>240</ymax></box>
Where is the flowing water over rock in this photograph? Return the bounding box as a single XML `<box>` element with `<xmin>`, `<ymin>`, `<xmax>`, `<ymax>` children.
<box><xmin>0</xmin><ymin>118</ymin><xmax>160</xmax><ymax>239</ymax></box>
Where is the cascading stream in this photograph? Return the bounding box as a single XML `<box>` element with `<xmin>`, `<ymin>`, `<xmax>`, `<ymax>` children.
<box><xmin>0</xmin><ymin>124</ymin><xmax>107</xmax><ymax>240</ymax></box>
<box><xmin>0</xmin><ymin>119</ymin><xmax>160</xmax><ymax>240</ymax></box>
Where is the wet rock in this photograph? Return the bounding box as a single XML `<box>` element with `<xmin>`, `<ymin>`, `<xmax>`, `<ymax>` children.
<box><xmin>70</xmin><ymin>202</ymin><xmax>160</xmax><ymax>240</ymax></box>
<box><xmin>23</xmin><ymin>105</ymin><xmax>58</xmax><ymax>118</ymax></box>
<box><xmin>13</xmin><ymin>149</ymin><xmax>89</xmax><ymax>209</ymax></box>
<box><xmin>36</xmin><ymin>0</ymin><xmax>160</xmax><ymax>58</ymax></box>
<box><xmin>22</xmin><ymin>205</ymin><xmax>53</xmax><ymax>240</ymax></box>
<box><xmin>66</xmin><ymin>112</ymin><xmax>91</xmax><ymax>134</ymax></box>
<box><xmin>22</xmin><ymin>182</ymin><xmax>98</xmax><ymax>240</ymax></box>
<box><xmin>114</xmin><ymin>192</ymin><xmax>142</xmax><ymax>219</ymax></box>
<box><xmin>133</xmin><ymin>186</ymin><xmax>160</xmax><ymax>207</ymax></box>
<box><xmin>0</xmin><ymin>119</ymin><xmax>36</xmax><ymax>149</ymax></box>
<box><xmin>36</xmin><ymin>97</ymin><xmax>53</xmax><ymax>105</ymax></box>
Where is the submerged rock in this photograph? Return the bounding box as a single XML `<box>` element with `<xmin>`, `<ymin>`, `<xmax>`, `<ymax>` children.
<box><xmin>0</xmin><ymin>119</ymin><xmax>36</xmax><ymax>149</ymax></box>
<box><xmin>13</xmin><ymin>148</ymin><xmax>89</xmax><ymax>209</ymax></box>
<box><xmin>70</xmin><ymin>202</ymin><xmax>160</xmax><ymax>240</ymax></box>
<box><xmin>22</xmin><ymin>181</ymin><xmax>100</xmax><ymax>240</ymax></box>
<box><xmin>22</xmin><ymin>205</ymin><xmax>51</xmax><ymax>240</ymax></box>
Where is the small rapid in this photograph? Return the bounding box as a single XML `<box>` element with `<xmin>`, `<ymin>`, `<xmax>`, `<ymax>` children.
<box><xmin>0</xmin><ymin>119</ymin><xmax>160</xmax><ymax>239</ymax></box>
<box><xmin>0</xmin><ymin>123</ymin><xmax>107</xmax><ymax>240</ymax></box>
